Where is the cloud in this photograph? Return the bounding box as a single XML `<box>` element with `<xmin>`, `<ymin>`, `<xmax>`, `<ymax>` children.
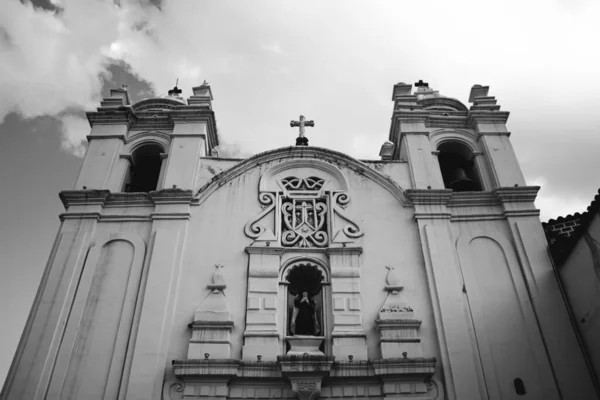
<box><xmin>0</xmin><ymin>0</ymin><xmax>120</xmax><ymax>120</ymax></box>
<box><xmin>260</xmin><ymin>42</ymin><xmax>285</xmax><ymax>55</ymax></box>
<box><xmin>58</xmin><ymin>114</ymin><xmax>89</xmax><ymax>158</ymax></box>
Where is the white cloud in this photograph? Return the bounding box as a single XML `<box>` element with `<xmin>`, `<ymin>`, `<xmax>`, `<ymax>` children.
<box><xmin>261</xmin><ymin>42</ymin><xmax>285</xmax><ymax>55</ymax></box>
<box><xmin>58</xmin><ymin>114</ymin><xmax>89</xmax><ymax>158</ymax></box>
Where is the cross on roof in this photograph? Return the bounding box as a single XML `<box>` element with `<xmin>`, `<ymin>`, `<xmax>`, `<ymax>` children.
<box><xmin>168</xmin><ymin>78</ymin><xmax>182</xmax><ymax>96</ymax></box>
<box><xmin>290</xmin><ymin>115</ymin><xmax>314</xmax><ymax>146</ymax></box>
<box><xmin>414</xmin><ymin>80</ymin><xmax>429</xmax><ymax>88</ymax></box>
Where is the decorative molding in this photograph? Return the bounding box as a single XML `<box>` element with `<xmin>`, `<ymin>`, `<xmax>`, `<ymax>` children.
<box><xmin>171</xmin><ymin>358</ymin><xmax>438</xmax><ymax>398</ymax></box>
<box><xmin>405</xmin><ymin>189</ymin><xmax>453</xmax><ymax>205</ymax></box>
<box><xmin>371</xmin><ymin>358</ymin><xmax>436</xmax><ymax>378</ymax></box>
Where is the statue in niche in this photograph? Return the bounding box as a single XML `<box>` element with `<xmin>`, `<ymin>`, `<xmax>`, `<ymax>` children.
<box><xmin>286</xmin><ymin>264</ymin><xmax>323</xmax><ymax>336</ymax></box>
<box><xmin>291</xmin><ymin>290</ymin><xmax>320</xmax><ymax>336</ymax></box>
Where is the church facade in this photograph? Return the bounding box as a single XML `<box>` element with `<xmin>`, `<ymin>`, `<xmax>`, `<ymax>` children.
<box><xmin>1</xmin><ymin>81</ymin><xmax>598</xmax><ymax>400</ymax></box>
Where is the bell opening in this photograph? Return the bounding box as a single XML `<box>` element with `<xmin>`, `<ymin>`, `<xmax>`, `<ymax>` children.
<box><xmin>438</xmin><ymin>142</ymin><xmax>482</xmax><ymax>192</ymax></box>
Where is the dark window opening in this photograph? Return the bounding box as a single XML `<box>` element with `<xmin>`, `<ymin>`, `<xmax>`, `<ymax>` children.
<box><xmin>514</xmin><ymin>378</ymin><xmax>526</xmax><ymax>395</ymax></box>
<box><xmin>124</xmin><ymin>144</ymin><xmax>162</xmax><ymax>193</ymax></box>
<box><xmin>438</xmin><ymin>142</ymin><xmax>482</xmax><ymax>192</ymax></box>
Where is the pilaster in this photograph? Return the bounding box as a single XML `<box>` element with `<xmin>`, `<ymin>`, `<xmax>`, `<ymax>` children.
<box><xmin>406</xmin><ymin>189</ymin><xmax>486</xmax><ymax>400</ymax></box>
<box><xmin>467</xmin><ymin>85</ymin><xmax>526</xmax><ymax>188</ymax></box>
<box><xmin>74</xmin><ymin>113</ymin><xmax>131</xmax><ymax>191</ymax></box>
<box><xmin>124</xmin><ymin>190</ymin><xmax>193</xmax><ymax>400</ymax></box>
<box><xmin>162</xmin><ymin>83</ymin><xmax>218</xmax><ymax>190</ymax></box>
<box><xmin>327</xmin><ymin>247</ymin><xmax>367</xmax><ymax>360</ymax></box>
<box><xmin>242</xmin><ymin>247</ymin><xmax>283</xmax><ymax>361</ymax></box>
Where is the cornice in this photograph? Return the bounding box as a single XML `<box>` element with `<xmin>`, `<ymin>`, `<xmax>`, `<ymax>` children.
<box><xmin>149</xmin><ymin>188</ymin><xmax>194</xmax><ymax>204</ymax></box>
<box><xmin>106</xmin><ymin>192</ymin><xmax>153</xmax><ymax>206</ymax></box>
<box><xmin>405</xmin><ymin>189</ymin><xmax>453</xmax><ymax>205</ymax></box>
<box><xmin>86</xmin><ymin>109</ymin><xmax>136</xmax><ymax>127</ymax></box>
<box><xmin>447</xmin><ymin>191</ymin><xmax>499</xmax><ymax>207</ymax></box>
<box><xmin>59</xmin><ymin>190</ymin><xmax>110</xmax><ymax>209</ymax></box>
<box><xmin>371</xmin><ymin>358</ymin><xmax>436</xmax><ymax>378</ymax></box>
<box><xmin>85</xmin><ymin>134</ymin><xmax>126</xmax><ymax>142</ymax></box>
<box><xmin>467</xmin><ymin>111</ymin><xmax>510</xmax><ymax>125</ymax></box>
<box><xmin>326</xmin><ymin>247</ymin><xmax>363</xmax><ymax>256</ymax></box>
<box><xmin>59</xmin><ymin>189</ymin><xmax>194</xmax><ymax>216</ymax></box>
<box><xmin>494</xmin><ymin>186</ymin><xmax>540</xmax><ymax>203</ymax></box>
<box><xmin>195</xmin><ymin>146</ymin><xmax>412</xmax><ymax>207</ymax></box>
<box><xmin>172</xmin><ymin>357</ymin><xmax>437</xmax><ymax>382</ymax></box>
<box><xmin>172</xmin><ymin>359</ymin><xmax>240</xmax><ymax>377</ymax></box>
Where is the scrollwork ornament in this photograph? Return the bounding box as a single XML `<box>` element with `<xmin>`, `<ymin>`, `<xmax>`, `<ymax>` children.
<box><xmin>161</xmin><ymin>380</ymin><xmax>184</xmax><ymax>400</ymax></box>
<box><xmin>244</xmin><ymin>192</ymin><xmax>275</xmax><ymax>238</ymax></box>
<box><xmin>426</xmin><ymin>378</ymin><xmax>445</xmax><ymax>400</ymax></box>
<box><xmin>334</xmin><ymin>192</ymin><xmax>350</xmax><ymax>209</ymax></box>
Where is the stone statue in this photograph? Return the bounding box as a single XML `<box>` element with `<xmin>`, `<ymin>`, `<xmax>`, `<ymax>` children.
<box><xmin>290</xmin><ymin>291</ymin><xmax>320</xmax><ymax>336</ymax></box>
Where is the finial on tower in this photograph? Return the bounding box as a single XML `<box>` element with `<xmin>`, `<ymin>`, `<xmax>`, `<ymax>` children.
<box><xmin>189</xmin><ymin>80</ymin><xmax>213</xmax><ymax>108</ymax></box>
<box><xmin>414</xmin><ymin>80</ymin><xmax>429</xmax><ymax>88</ymax></box>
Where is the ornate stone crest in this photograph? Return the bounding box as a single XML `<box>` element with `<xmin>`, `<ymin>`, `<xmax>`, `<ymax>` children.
<box><xmin>244</xmin><ymin>160</ymin><xmax>363</xmax><ymax>248</ymax></box>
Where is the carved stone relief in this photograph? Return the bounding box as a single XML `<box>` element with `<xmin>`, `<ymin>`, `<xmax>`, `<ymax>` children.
<box><xmin>244</xmin><ymin>168</ymin><xmax>363</xmax><ymax>247</ymax></box>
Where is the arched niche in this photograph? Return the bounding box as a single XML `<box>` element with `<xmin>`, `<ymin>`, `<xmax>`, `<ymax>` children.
<box><xmin>456</xmin><ymin>229</ymin><xmax>557</xmax><ymax>398</ymax></box>
<box><xmin>278</xmin><ymin>257</ymin><xmax>332</xmax><ymax>355</ymax></box>
<box><xmin>54</xmin><ymin>233</ymin><xmax>146</xmax><ymax>399</ymax></box>
<box><xmin>259</xmin><ymin>159</ymin><xmax>349</xmax><ymax>193</ymax></box>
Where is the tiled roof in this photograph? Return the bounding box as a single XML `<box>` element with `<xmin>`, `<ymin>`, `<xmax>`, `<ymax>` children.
<box><xmin>543</xmin><ymin>189</ymin><xmax>600</xmax><ymax>265</ymax></box>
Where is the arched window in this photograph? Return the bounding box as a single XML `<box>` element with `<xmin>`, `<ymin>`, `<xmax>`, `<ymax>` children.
<box><xmin>437</xmin><ymin>142</ymin><xmax>482</xmax><ymax>192</ymax></box>
<box><xmin>123</xmin><ymin>144</ymin><xmax>163</xmax><ymax>193</ymax></box>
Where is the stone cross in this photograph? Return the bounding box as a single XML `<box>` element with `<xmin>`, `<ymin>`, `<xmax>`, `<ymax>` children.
<box><xmin>414</xmin><ymin>79</ymin><xmax>429</xmax><ymax>88</ymax></box>
<box><xmin>290</xmin><ymin>115</ymin><xmax>314</xmax><ymax>146</ymax></box>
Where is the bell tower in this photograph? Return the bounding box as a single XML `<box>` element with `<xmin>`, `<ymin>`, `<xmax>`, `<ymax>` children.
<box><xmin>1</xmin><ymin>83</ymin><xmax>220</xmax><ymax>400</ymax></box>
<box><xmin>386</xmin><ymin>80</ymin><xmax>526</xmax><ymax>191</ymax></box>
<box><xmin>382</xmin><ymin>80</ymin><xmax>598</xmax><ymax>399</ymax></box>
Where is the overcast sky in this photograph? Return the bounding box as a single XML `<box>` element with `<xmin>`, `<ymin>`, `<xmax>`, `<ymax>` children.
<box><xmin>1</xmin><ymin>0</ymin><xmax>600</xmax><ymax>384</ymax></box>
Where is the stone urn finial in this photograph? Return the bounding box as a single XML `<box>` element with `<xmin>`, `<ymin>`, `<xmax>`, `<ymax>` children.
<box><xmin>385</xmin><ymin>265</ymin><xmax>403</xmax><ymax>293</ymax></box>
<box><xmin>208</xmin><ymin>264</ymin><xmax>226</xmax><ymax>293</ymax></box>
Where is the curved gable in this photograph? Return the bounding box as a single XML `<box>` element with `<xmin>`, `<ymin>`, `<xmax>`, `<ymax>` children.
<box><xmin>194</xmin><ymin>146</ymin><xmax>410</xmax><ymax>207</ymax></box>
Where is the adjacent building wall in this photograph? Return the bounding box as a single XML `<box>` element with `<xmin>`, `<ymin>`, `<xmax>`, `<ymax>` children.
<box><xmin>559</xmin><ymin>211</ymin><xmax>600</xmax><ymax>384</ymax></box>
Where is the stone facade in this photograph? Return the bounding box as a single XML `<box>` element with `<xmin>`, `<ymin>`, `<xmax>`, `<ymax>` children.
<box><xmin>1</xmin><ymin>81</ymin><xmax>598</xmax><ymax>400</ymax></box>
